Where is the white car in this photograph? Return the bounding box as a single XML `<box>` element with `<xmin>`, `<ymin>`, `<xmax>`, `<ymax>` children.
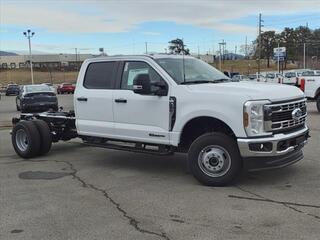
<box><xmin>283</xmin><ymin>71</ymin><xmax>299</xmax><ymax>85</ymax></box>
<box><xmin>10</xmin><ymin>55</ymin><xmax>309</xmax><ymax>186</ymax></box>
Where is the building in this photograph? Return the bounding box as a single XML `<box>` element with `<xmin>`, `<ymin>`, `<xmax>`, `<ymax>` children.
<box><xmin>0</xmin><ymin>54</ymin><xmax>96</xmax><ymax>70</ymax></box>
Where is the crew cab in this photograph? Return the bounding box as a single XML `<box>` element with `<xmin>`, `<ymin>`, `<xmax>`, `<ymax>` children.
<box><xmin>300</xmin><ymin>73</ymin><xmax>320</xmax><ymax>112</ymax></box>
<box><xmin>11</xmin><ymin>55</ymin><xmax>309</xmax><ymax>186</ymax></box>
<box><xmin>57</xmin><ymin>83</ymin><xmax>75</xmax><ymax>94</ymax></box>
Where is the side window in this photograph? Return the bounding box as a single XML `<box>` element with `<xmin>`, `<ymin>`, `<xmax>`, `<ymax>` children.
<box><xmin>84</xmin><ymin>62</ymin><xmax>115</xmax><ymax>89</ymax></box>
<box><xmin>121</xmin><ymin>61</ymin><xmax>163</xmax><ymax>90</ymax></box>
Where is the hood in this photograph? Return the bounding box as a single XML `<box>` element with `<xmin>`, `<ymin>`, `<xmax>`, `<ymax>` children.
<box><xmin>185</xmin><ymin>81</ymin><xmax>304</xmax><ymax>102</ymax></box>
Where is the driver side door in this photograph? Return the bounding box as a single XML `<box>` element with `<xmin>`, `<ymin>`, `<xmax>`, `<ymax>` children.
<box><xmin>112</xmin><ymin>61</ymin><xmax>170</xmax><ymax>144</ymax></box>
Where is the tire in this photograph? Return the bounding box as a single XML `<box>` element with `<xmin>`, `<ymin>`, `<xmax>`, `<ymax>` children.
<box><xmin>33</xmin><ymin>120</ymin><xmax>52</xmax><ymax>156</ymax></box>
<box><xmin>11</xmin><ymin>121</ymin><xmax>41</xmax><ymax>158</ymax></box>
<box><xmin>316</xmin><ymin>95</ymin><xmax>320</xmax><ymax>113</ymax></box>
<box><xmin>188</xmin><ymin>132</ymin><xmax>242</xmax><ymax>186</ymax></box>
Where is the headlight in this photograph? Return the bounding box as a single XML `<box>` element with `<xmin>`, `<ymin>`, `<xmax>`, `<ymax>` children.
<box><xmin>243</xmin><ymin>100</ymin><xmax>271</xmax><ymax>137</ymax></box>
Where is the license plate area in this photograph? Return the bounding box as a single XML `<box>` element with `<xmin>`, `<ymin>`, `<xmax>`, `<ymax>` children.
<box><xmin>277</xmin><ymin>133</ymin><xmax>308</xmax><ymax>151</ymax></box>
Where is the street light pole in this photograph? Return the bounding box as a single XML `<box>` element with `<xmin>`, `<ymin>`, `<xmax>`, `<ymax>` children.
<box><xmin>23</xmin><ymin>29</ymin><xmax>35</xmax><ymax>85</ymax></box>
<box><xmin>277</xmin><ymin>41</ymin><xmax>280</xmax><ymax>73</ymax></box>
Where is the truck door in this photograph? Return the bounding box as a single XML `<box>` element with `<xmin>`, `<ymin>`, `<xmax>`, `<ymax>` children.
<box><xmin>112</xmin><ymin>61</ymin><xmax>170</xmax><ymax>144</ymax></box>
<box><xmin>75</xmin><ymin>61</ymin><xmax>117</xmax><ymax>138</ymax></box>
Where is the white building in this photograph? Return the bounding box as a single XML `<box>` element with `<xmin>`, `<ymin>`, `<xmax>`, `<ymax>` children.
<box><xmin>0</xmin><ymin>54</ymin><xmax>95</xmax><ymax>69</ymax></box>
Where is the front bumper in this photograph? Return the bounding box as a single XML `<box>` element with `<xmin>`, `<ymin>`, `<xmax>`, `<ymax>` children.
<box><xmin>237</xmin><ymin>126</ymin><xmax>309</xmax><ymax>157</ymax></box>
<box><xmin>237</xmin><ymin>127</ymin><xmax>309</xmax><ymax>171</ymax></box>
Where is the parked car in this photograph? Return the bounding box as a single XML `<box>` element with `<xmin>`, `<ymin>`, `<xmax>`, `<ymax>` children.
<box><xmin>231</xmin><ymin>75</ymin><xmax>251</xmax><ymax>82</ymax></box>
<box><xmin>16</xmin><ymin>84</ymin><xmax>58</xmax><ymax>113</ymax></box>
<box><xmin>57</xmin><ymin>83</ymin><xmax>75</xmax><ymax>94</ymax></box>
<box><xmin>283</xmin><ymin>71</ymin><xmax>299</xmax><ymax>85</ymax></box>
<box><xmin>11</xmin><ymin>55</ymin><xmax>309</xmax><ymax>186</ymax></box>
<box><xmin>5</xmin><ymin>84</ymin><xmax>20</xmax><ymax>96</ymax></box>
<box><xmin>264</xmin><ymin>72</ymin><xmax>283</xmax><ymax>84</ymax></box>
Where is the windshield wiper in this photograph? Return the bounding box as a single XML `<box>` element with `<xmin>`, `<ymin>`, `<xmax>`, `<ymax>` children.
<box><xmin>181</xmin><ymin>79</ymin><xmax>231</xmax><ymax>85</ymax></box>
<box><xmin>180</xmin><ymin>80</ymin><xmax>213</xmax><ymax>85</ymax></box>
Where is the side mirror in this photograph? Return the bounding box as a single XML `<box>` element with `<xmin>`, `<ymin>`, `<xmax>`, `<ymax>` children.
<box><xmin>133</xmin><ymin>74</ymin><xmax>151</xmax><ymax>95</ymax></box>
<box><xmin>153</xmin><ymin>81</ymin><xmax>168</xmax><ymax>96</ymax></box>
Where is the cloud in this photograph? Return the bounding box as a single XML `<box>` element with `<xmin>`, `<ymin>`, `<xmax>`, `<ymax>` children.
<box><xmin>142</xmin><ymin>31</ymin><xmax>161</xmax><ymax>36</ymax></box>
<box><xmin>1</xmin><ymin>0</ymin><xmax>320</xmax><ymax>34</ymax></box>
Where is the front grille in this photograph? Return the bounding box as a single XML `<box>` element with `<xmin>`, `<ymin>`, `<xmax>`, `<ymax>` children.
<box><xmin>265</xmin><ymin>98</ymin><xmax>307</xmax><ymax>133</ymax></box>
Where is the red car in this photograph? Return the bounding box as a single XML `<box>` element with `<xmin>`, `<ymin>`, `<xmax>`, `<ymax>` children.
<box><xmin>57</xmin><ymin>83</ymin><xmax>75</xmax><ymax>94</ymax></box>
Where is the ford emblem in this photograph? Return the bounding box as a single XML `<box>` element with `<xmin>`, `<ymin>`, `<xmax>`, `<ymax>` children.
<box><xmin>292</xmin><ymin>108</ymin><xmax>302</xmax><ymax>120</ymax></box>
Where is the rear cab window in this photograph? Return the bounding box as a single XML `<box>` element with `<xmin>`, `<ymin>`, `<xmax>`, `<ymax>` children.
<box><xmin>84</xmin><ymin>61</ymin><xmax>117</xmax><ymax>89</ymax></box>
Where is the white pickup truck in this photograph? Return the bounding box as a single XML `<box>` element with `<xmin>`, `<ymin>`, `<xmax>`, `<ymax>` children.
<box><xmin>300</xmin><ymin>73</ymin><xmax>320</xmax><ymax>112</ymax></box>
<box><xmin>11</xmin><ymin>55</ymin><xmax>309</xmax><ymax>186</ymax></box>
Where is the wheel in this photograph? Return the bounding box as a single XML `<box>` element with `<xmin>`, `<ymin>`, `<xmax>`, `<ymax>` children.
<box><xmin>316</xmin><ymin>95</ymin><xmax>320</xmax><ymax>113</ymax></box>
<box><xmin>188</xmin><ymin>133</ymin><xmax>242</xmax><ymax>186</ymax></box>
<box><xmin>11</xmin><ymin>121</ymin><xmax>41</xmax><ymax>158</ymax></box>
<box><xmin>33</xmin><ymin>120</ymin><xmax>52</xmax><ymax>156</ymax></box>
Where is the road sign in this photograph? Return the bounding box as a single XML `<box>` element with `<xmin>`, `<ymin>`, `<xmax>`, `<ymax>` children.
<box><xmin>274</xmin><ymin>47</ymin><xmax>286</xmax><ymax>54</ymax></box>
<box><xmin>273</xmin><ymin>47</ymin><xmax>286</xmax><ymax>59</ymax></box>
<box><xmin>273</xmin><ymin>56</ymin><xmax>285</xmax><ymax>61</ymax></box>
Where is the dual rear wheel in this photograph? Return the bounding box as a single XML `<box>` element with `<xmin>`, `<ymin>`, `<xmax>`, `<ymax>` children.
<box><xmin>12</xmin><ymin>120</ymin><xmax>52</xmax><ymax>158</ymax></box>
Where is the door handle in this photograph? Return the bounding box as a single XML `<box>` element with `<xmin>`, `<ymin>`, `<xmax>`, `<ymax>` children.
<box><xmin>114</xmin><ymin>98</ymin><xmax>127</xmax><ymax>103</ymax></box>
<box><xmin>77</xmin><ymin>97</ymin><xmax>88</xmax><ymax>102</ymax></box>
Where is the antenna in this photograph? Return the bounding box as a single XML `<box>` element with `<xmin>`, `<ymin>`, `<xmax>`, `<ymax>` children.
<box><xmin>182</xmin><ymin>38</ymin><xmax>186</xmax><ymax>83</ymax></box>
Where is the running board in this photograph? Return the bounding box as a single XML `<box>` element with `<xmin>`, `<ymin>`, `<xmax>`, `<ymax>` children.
<box><xmin>82</xmin><ymin>140</ymin><xmax>175</xmax><ymax>156</ymax></box>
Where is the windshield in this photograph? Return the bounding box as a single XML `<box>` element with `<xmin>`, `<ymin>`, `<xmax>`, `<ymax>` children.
<box><xmin>285</xmin><ymin>72</ymin><xmax>296</xmax><ymax>78</ymax></box>
<box><xmin>266</xmin><ymin>73</ymin><xmax>275</xmax><ymax>78</ymax></box>
<box><xmin>25</xmin><ymin>85</ymin><xmax>52</xmax><ymax>93</ymax></box>
<box><xmin>8</xmin><ymin>85</ymin><xmax>19</xmax><ymax>89</ymax></box>
<box><xmin>155</xmin><ymin>57</ymin><xmax>230</xmax><ymax>84</ymax></box>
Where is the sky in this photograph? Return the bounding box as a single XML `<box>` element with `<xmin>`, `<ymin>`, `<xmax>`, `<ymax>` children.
<box><xmin>1</xmin><ymin>0</ymin><xmax>320</xmax><ymax>55</ymax></box>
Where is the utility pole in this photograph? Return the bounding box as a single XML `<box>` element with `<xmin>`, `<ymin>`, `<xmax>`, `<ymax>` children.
<box><xmin>219</xmin><ymin>40</ymin><xmax>226</xmax><ymax>65</ymax></box>
<box><xmin>234</xmin><ymin>45</ymin><xmax>237</xmax><ymax>60</ymax></box>
<box><xmin>23</xmin><ymin>29</ymin><xmax>35</xmax><ymax>84</ymax></box>
<box><xmin>197</xmin><ymin>45</ymin><xmax>200</xmax><ymax>58</ymax></box>
<box><xmin>219</xmin><ymin>42</ymin><xmax>222</xmax><ymax>70</ymax></box>
<box><xmin>277</xmin><ymin>41</ymin><xmax>280</xmax><ymax>73</ymax></box>
<box><xmin>145</xmin><ymin>42</ymin><xmax>148</xmax><ymax>54</ymax></box>
<box><xmin>258</xmin><ymin>13</ymin><xmax>263</xmax><ymax>75</ymax></box>
<box><xmin>303</xmin><ymin>42</ymin><xmax>306</xmax><ymax>69</ymax></box>
<box><xmin>245</xmin><ymin>36</ymin><xmax>248</xmax><ymax>59</ymax></box>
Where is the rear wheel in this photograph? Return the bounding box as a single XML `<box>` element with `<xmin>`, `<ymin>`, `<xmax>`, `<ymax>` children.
<box><xmin>188</xmin><ymin>133</ymin><xmax>242</xmax><ymax>186</ymax></box>
<box><xmin>33</xmin><ymin>120</ymin><xmax>52</xmax><ymax>156</ymax></box>
<box><xmin>12</xmin><ymin>121</ymin><xmax>41</xmax><ymax>158</ymax></box>
<box><xmin>316</xmin><ymin>95</ymin><xmax>320</xmax><ymax>113</ymax></box>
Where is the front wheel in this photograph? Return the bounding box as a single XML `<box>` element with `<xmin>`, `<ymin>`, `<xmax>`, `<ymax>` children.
<box><xmin>188</xmin><ymin>133</ymin><xmax>242</xmax><ymax>186</ymax></box>
<box><xmin>316</xmin><ymin>95</ymin><xmax>320</xmax><ymax>113</ymax></box>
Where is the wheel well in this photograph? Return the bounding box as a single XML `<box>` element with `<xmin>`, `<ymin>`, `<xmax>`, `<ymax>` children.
<box><xmin>179</xmin><ymin>116</ymin><xmax>236</xmax><ymax>152</ymax></box>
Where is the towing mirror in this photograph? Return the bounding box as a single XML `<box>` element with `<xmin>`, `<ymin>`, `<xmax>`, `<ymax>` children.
<box><xmin>133</xmin><ymin>74</ymin><xmax>151</xmax><ymax>95</ymax></box>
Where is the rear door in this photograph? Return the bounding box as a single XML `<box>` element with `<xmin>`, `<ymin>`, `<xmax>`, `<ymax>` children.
<box><xmin>75</xmin><ymin>61</ymin><xmax>118</xmax><ymax>138</ymax></box>
<box><xmin>112</xmin><ymin>61</ymin><xmax>171</xmax><ymax>144</ymax></box>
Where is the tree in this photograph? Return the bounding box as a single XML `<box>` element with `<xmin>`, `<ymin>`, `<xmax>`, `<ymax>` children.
<box><xmin>168</xmin><ymin>38</ymin><xmax>190</xmax><ymax>55</ymax></box>
<box><xmin>239</xmin><ymin>43</ymin><xmax>256</xmax><ymax>59</ymax></box>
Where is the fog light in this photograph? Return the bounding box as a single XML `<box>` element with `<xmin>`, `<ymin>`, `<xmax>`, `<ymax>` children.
<box><xmin>249</xmin><ymin>142</ymin><xmax>273</xmax><ymax>152</ymax></box>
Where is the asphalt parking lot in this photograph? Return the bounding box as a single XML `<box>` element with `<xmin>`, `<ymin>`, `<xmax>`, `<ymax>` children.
<box><xmin>0</xmin><ymin>94</ymin><xmax>319</xmax><ymax>240</ymax></box>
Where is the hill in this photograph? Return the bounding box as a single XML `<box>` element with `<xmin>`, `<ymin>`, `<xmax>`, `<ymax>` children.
<box><xmin>0</xmin><ymin>51</ymin><xmax>18</xmax><ymax>56</ymax></box>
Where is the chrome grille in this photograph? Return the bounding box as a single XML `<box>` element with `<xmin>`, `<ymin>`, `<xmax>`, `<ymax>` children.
<box><xmin>265</xmin><ymin>99</ymin><xmax>307</xmax><ymax>133</ymax></box>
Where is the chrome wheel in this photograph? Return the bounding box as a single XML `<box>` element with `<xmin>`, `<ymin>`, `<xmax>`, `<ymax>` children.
<box><xmin>16</xmin><ymin>129</ymin><xmax>28</xmax><ymax>152</ymax></box>
<box><xmin>198</xmin><ymin>145</ymin><xmax>231</xmax><ymax>177</ymax></box>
